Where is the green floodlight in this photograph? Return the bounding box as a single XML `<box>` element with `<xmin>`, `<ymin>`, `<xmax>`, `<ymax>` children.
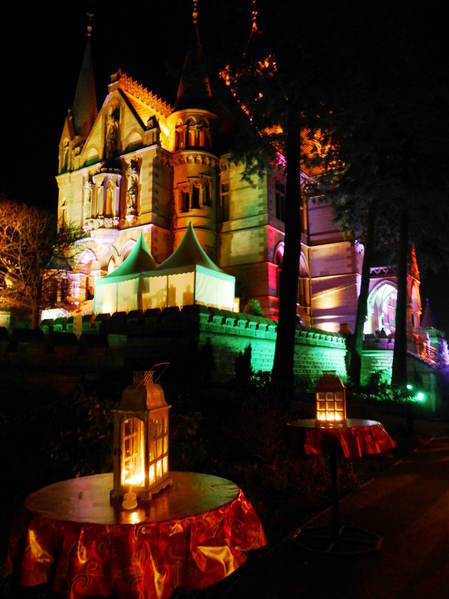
<box><xmin>406</xmin><ymin>383</ymin><xmax>414</xmax><ymax>391</ymax></box>
<box><xmin>415</xmin><ymin>391</ymin><xmax>426</xmax><ymax>402</ymax></box>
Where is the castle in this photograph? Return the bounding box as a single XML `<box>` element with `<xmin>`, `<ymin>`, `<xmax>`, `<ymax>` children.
<box><xmin>52</xmin><ymin>7</ymin><xmax>441</xmax><ymax>394</ymax></box>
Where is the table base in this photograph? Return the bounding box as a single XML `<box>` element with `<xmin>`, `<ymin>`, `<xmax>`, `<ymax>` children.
<box><xmin>290</xmin><ymin>525</ymin><xmax>382</xmax><ymax>557</ymax></box>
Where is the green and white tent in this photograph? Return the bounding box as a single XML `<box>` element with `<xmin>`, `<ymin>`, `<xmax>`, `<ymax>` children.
<box><xmin>94</xmin><ymin>233</ymin><xmax>156</xmax><ymax>314</ymax></box>
<box><xmin>94</xmin><ymin>224</ymin><xmax>235</xmax><ymax>314</ymax></box>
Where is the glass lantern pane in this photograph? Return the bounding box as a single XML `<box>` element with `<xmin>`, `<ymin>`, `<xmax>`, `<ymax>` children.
<box><xmin>156</xmin><ymin>459</ymin><xmax>162</xmax><ymax>480</ymax></box>
<box><xmin>150</xmin><ymin>440</ymin><xmax>156</xmax><ymax>461</ymax></box>
<box><xmin>163</xmin><ymin>456</ymin><xmax>168</xmax><ymax>474</ymax></box>
<box><xmin>335</xmin><ymin>392</ymin><xmax>344</xmax><ymax>400</ymax></box>
<box><xmin>157</xmin><ymin>438</ymin><xmax>162</xmax><ymax>456</ymax></box>
<box><xmin>121</xmin><ymin>417</ymin><xmax>145</xmax><ymax>487</ymax></box>
<box><xmin>164</xmin><ymin>436</ymin><xmax>168</xmax><ymax>453</ymax></box>
<box><xmin>149</xmin><ymin>464</ymin><xmax>155</xmax><ymax>485</ymax></box>
<box><xmin>326</xmin><ymin>392</ymin><xmax>334</xmax><ymax>400</ymax></box>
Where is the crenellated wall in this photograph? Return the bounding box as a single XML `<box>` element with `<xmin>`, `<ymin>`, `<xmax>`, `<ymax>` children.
<box><xmin>34</xmin><ymin>305</ymin><xmax>348</xmax><ymax>385</ymax></box>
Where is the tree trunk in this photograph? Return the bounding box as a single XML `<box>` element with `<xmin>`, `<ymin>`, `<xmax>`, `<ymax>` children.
<box><xmin>349</xmin><ymin>205</ymin><xmax>374</xmax><ymax>389</ymax></box>
<box><xmin>392</xmin><ymin>207</ymin><xmax>408</xmax><ymax>385</ymax></box>
<box><xmin>31</xmin><ymin>280</ymin><xmax>42</xmax><ymax>331</ymax></box>
<box><xmin>31</xmin><ymin>300</ymin><xmax>40</xmax><ymax>331</ymax></box>
<box><xmin>272</xmin><ymin>105</ymin><xmax>301</xmax><ymax>389</ymax></box>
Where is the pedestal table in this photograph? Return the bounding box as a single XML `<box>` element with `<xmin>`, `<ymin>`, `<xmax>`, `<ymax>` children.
<box><xmin>287</xmin><ymin>418</ymin><xmax>395</xmax><ymax>556</ymax></box>
<box><xmin>7</xmin><ymin>471</ymin><xmax>267</xmax><ymax>598</ymax></box>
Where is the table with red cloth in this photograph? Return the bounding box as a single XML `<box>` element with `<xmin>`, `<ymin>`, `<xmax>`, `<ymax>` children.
<box><xmin>287</xmin><ymin>418</ymin><xmax>396</xmax><ymax>556</ymax></box>
<box><xmin>289</xmin><ymin>417</ymin><xmax>396</xmax><ymax>459</ymax></box>
<box><xmin>6</xmin><ymin>471</ymin><xmax>267</xmax><ymax>599</ymax></box>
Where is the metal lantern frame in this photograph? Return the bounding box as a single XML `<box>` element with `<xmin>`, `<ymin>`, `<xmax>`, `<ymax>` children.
<box><xmin>315</xmin><ymin>372</ymin><xmax>347</xmax><ymax>423</ymax></box>
<box><xmin>111</xmin><ymin>366</ymin><xmax>172</xmax><ymax>504</ymax></box>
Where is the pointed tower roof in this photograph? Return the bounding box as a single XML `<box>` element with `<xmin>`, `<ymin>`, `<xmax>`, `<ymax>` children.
<box><xmin>174</xmin><ymin>0</ymin><xmax>213</xmax><ymax>112</ymax></box>
<box><xmin>421</xmin><ymin>297</ymin><xmax>435</xmax><ymax>329</ymax></box>
<box><xmin>72</xmin><ymin>12</ymin><xmax>98</xmax><ymax>138</ymax></box>
<box><xmin>104</xmin><ymin>233</ymin><xmax>157</xmax><ymax>280</ymax></box>
<box><xmin>157</xmin><ymin>223</ymin><xmax>222</xmax><ymax>273</ymax></box>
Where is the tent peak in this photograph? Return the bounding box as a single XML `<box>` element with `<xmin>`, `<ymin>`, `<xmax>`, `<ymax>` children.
<box><xmin>157</xmin><ymin>222</ymin><xmax>222</xmax><ymax>273</ymax></box>
<box><xmin>105</xmin><ymin>232</ymin><xmax>157</xmax><ymax>280</ymax></box>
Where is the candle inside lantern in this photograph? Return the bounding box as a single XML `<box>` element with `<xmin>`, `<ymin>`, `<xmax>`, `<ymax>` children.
<box><xmin>121</xmin><ymin>417</ymin><xmax>145</xmax><ymax>487</ymax></box>
<box><xmin>111</xmin><ymin>365</ymin><xmax>172</xmax><ymax>505</ymax></box>
<box><xmin>315</xmin><ymin>373</ymin><xmax>347</xmax><ymax>424</ymax></box>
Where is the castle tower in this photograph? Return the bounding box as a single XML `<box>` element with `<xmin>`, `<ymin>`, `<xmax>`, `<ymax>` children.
<box><xmin>166</xmin><ymin>0</ymin><xmax>219</xmax><ymax>259</ymax></box>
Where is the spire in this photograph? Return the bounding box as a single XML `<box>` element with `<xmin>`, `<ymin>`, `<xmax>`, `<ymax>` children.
<box><xmin>72</xmin><ymin>12</ymin><xmax>98</xmax><ymax>138</ymax></box>
<box><xmin>174</xmin><ymin>0</ymin><xmax>213</xmax><ymax>112</ymax></box>
<box><xmin>421</xmin><ymin>297</ymin><xmax>435</xmax><ymax>329</ymax></box>
<box><xmin>192</xmin><ymin>0</ymin><xmax>199</xmax><ymax>25</ymax></box>
<box><xmin>251</xmin><ymin>0</ymin><xmax>258</xmax><ymax>34</ymax></box>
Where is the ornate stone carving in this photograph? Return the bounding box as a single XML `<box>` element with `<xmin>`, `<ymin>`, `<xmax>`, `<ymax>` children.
<box><xmin>83</xmin><ymin>216</ymin><xmax>120</xmax><ymax>231</ymax></box>
<box><xmin>105</xmin><ymin>106</ymin><xmax>120</xmax><ymax>160</ymax></box>
<box><xmin>126</xmin><ymin>159</ymin><xmax>139</xmax><ymax>217</ymax></box>
<box><xmin>83</xmin><ymin>178</ymin><xmax>93</xmax><ymax>222</ymax></box>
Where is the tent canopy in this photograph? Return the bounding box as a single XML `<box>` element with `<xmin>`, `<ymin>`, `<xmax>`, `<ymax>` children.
<box><xmin>98</xmin><ymin>232</ymin><xmax>157</xmax><ymax>285</ymax></box>
<box><xmin>156</xmin><ymin>222</ymin><xmax>222</xmax><ymax>274</ymax></box>
<box><xmin>94</xmin><ymin>224</ymin><xmax>235</xmax><ymax>313</ymax></box>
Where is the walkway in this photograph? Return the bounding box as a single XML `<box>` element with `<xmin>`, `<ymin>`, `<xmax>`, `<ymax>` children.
<box><xmin>182</xmin><ymin>435</ymin><xmax>449</xmax><ymax>598</ymax></box>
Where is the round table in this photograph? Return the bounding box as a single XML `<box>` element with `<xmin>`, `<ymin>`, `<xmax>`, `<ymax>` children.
<box><xmin>7</xmin><ymin>471</ymin><xmax>267</xmax><ymax>599</ymax></box>
<box><xmin>287</xmin><ymin>418</ymin><xmax>395</xmax><ymax>556</ymax></box>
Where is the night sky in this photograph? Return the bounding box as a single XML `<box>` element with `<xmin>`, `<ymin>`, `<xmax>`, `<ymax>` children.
<box><xmin>0</xmin><ymin>1</ymin><xmax>447</xmax><ymax>333</ymax></box>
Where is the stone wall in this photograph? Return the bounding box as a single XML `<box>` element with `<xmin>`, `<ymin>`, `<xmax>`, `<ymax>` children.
<box><xmin>5</xmin><ymin>306</ymin><xmax>347</xmax><ymax>386</ymax></box>
<box><xmin>361</xmin><ymin>346</ymin><xmax>439</xmax><ymax>411</ymax></box>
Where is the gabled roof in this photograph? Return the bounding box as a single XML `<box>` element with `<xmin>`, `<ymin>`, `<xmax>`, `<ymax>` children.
<box><xmin>156</xmin><ymin>223</ymin><xmax>222</xmax><ymax>273</ymax></box>
<box><xmin>103</xmin><ymin>233</ymin><xmax>157</xmax><ymax>281</ymax></box>
<box><xmin>72</xmin><ymin>29</ymin><xmax>98</xmax><ymax>138</ymax></box>
<box><xmin>117</xmin><ymin>71</ymin><xmax>172</xmax><ymax>121</ymax></box>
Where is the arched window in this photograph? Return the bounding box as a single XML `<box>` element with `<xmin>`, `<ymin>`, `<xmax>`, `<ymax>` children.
<box><xmin>191</xmin><ymin>185</ymin><xmax>200</xmax><ymax>209</ymax></box>
<box><xmin>274</xmin><ymin>242</ymin><xmax>284</xmax><ymax>268</ymax></box>
<box><xmin>274</xmin><ymin>242</ymin><xmax>284</xmax><ymax>296</ymax></box>
<box><xmin>108</xmin><ymin>258</ymin><xmax>116</xmax><ymax>274</ymax></box>
<box><xmin>365</xmin><ymin>282</ymin><xmax>397</xmax><ymax>336</ymax></box>
<box><xmin>298</xmin><ymin>253</ymin><xmax>310</xmax><ymax>307</ymax></box>
<box><xmin>188</xmin><ymin>127</ymin><xmax>196</xmax><ymax>148</ymax></box>
<box><xmin>76</xmin><ymin>249</ymin><xmax>97</xmax><ymax>300</ymax></box>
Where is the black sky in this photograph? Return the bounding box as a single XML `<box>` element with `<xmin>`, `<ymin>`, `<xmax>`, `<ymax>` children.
<box><xmin>0</xmin><ymin>1</ymin><xmax>447</xmax><ymax>333</ymax></box>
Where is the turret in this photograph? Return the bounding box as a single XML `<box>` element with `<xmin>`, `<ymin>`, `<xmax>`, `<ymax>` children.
<box><xmin>167</xmin><ymin>0</ymin><xmax>218</xmax><ymax>259</ymax></box>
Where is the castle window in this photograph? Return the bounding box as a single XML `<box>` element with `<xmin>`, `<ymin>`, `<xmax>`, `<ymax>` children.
<box><xmin>199</xmin><ymin>128</ymin><xmax>206</xmax><ymax>148</ymax></box>
<box><xmin>188</xmin><ymin>127</ymin><xmax>196</xmax><ymax>148</ymax></box>
<box><xmin>192</xmin><ymin>185</ymin><xmax>200</xmax><ymax>209</ymax></box>
<box><xmin>275</xmin><ymin>181</ymin><xmax>286</xmax><ymax>221</ymax></box>
<box><xmin>181</xmin><ymin>191</ymin><xmax>190</xmax><ymax>212</ymax></box>
<box><xmin>175</xmin><ymin>123</ymin><xmax>185</xmax><ymax>150</ymax></box>
<box><xmin>203</xmin><ymin>181</ymin><xmax>211</xmax><ymax>206</ymax></box>
<box><xmin>221</xmin><ymin>183</ymin><xmax>230</xmax><ymax>221</ymax></box>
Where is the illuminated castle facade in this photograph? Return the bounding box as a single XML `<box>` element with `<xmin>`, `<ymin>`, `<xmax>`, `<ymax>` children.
<box><xmin>56</xmin><ymin>10</ymin><xmax>424</xmax><ymax>343</ymax></box>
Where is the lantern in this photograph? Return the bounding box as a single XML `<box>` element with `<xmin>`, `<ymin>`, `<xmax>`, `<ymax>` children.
<box><xmin>111</xmin><ymin>368</ymin><xmax>172</xmax><ymax>504</ymax></box>
<box><xmin>315</xmin><ymin>372</ymin><xmax>346</xmax><ymax>423</ymax></box>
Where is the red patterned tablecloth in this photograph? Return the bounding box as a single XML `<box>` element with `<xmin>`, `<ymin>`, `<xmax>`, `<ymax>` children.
<box><xmin>6</xmin><ymin>472</ymin><xmax>267</xmax><ymax>599</ymax></box>
<box><xmin>288</xmin><ymin>418</ymin><xmax>396</xmax><ymax>460</ymax></box>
